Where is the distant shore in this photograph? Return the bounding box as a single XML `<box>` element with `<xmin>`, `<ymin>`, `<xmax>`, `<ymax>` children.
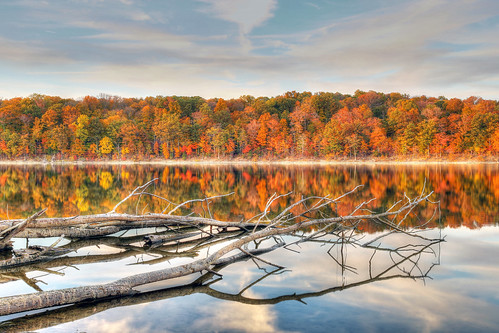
<box><xmin>0</xmin><ymin>157</ymin><xmax>497</xmax><ymax>167</ymax></box>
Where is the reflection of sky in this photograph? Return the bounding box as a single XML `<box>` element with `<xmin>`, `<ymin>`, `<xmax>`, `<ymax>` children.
<box><xmin>5</xmin><ymin>226</ymin><xmax>491</xmax><ymax>332</ymax></box>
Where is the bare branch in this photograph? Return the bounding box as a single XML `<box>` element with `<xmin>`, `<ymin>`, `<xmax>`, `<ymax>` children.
<box><xmin>167</xmin><ymin>192</ymin><xmax>235</xmax><ymax>215</ymax></box>
<box><xmin>109</xmin><ymin>178</ymin><xmax>159</xmax><ymax>214</ymax></box>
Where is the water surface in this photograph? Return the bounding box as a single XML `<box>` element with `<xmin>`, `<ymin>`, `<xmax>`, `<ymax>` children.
<box><xmin>0</xmin><ymin>164</ymin><xmax>497</xmax><ymax>332</ymax></box>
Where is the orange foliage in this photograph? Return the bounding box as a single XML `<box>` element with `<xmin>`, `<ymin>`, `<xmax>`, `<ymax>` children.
<box><xmin>0</xmin><ymin>92</ymin><xmax>497</xmax><ymax>161</ymax></box>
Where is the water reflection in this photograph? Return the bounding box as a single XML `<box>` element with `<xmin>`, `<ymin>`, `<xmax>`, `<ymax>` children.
<box><xmin>0</xmin><ymin>164</ymin><xmax>498</xmax><ymax>332</ymax></box>
<box><xmin>0</xmin><ymin>164</ymin><xmax>497</xmax><ymax>229</ymax></box>
<box><xmin>43</xmin><ymin>228</ymin><xmax>499</xmax><ymax>332</ymax></box>
<box><xmin>0</xmin><ymin>227</ymin><xmax>443</xmax><ymax>332</ymax></box>
<box><xmin>0</xmin><ymin>224</ymin><xmax>497</xmax><ymax>332</ymax></box>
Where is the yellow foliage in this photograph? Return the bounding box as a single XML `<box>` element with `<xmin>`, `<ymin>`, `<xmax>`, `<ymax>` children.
<box><xmin>99</xmin><ymin>136</ymin><xmax>114</xmax><ymax>156</ymax></box>
<box><xmin>99</xmin><ymin>171</ymin><xmax>113</xmax><ymax>190</ymax></box>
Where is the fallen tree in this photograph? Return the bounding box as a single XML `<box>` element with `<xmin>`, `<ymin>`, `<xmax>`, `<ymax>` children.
<box><xmin>0</xmin><ymin>181</ymin><xmax>443</xmax><ymax>318</ymax></box>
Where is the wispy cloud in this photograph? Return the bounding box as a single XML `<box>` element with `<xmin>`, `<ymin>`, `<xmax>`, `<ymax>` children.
<box><xmin>198</xmin><ymin>0</ymin><xmax>277</xmax><ymax>35</ymax></box>
<box><xmin>305</xmin><ymin>2</ymin><xmax>320</xmax><ymax>10</ymax></box>
<box><xmin>0</xmin><ymin>36</ymin><xmax>72</xmax><ymax>66</ymax></box>
<box><xmin>0</xmin><ymin>0</ymin><xmax>497</xmax><ymax>99</ymax></box>
<box><xmin>284</xmin><ymin>0</ymin><xmax>499</xmax><ymax>97</ymax></box>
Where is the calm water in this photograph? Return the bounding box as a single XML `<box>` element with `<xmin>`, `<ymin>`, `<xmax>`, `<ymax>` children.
<box><xmin>0</xmin><ymin>163</ymin><xmax>498</xmax><ymax>332</ymax></box>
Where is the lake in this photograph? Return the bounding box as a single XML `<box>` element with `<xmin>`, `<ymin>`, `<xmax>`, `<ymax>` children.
<box><xmin>0</xmin><ymin>163</ymin><xmax>498</xmax><ymax>332</ymax></box>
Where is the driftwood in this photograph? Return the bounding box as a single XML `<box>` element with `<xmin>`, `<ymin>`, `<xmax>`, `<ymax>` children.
<box><xmin>0</xmin><ymin>228</ymin><xmax>246</xmax><ymax>289</ymax></box>
<box><xmin>0</xmin><ymin>179</ymin><xmax>251</xmax><ymax>239</ymax></box>
<box><xmin>0</xmin><ymin>214</ymin><xmax>258</xmax><ymax>239</ymax></box>
<box><xmin>0</xmin><ymin>181</ymin><xmax>442</xmax><ymax>318</ymax></box>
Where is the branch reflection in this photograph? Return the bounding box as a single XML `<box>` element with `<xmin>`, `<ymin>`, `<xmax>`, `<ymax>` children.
<box><xmin>0</xmin><ymin>230</ymin><xmax>443</xmax><ymax>332</ymax></box>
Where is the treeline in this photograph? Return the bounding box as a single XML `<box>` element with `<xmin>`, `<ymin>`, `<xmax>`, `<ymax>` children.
<box><xmin>0</xmin><ymin>90</ymin><xmax>498</xmax><ymax>160</ymax></box>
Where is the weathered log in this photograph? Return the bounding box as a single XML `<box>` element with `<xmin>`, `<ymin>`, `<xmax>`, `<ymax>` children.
<box><xmin>58</xmin><ymin>227</ymin><xmax>199</xmax><ymax>250</ymax></box>
<box><xmin>17</xmin><ymin>226</ymin><xmax>122</xmax><ymax>238</ymax></box>
<box><xmin>0</xmin><ymin>250</ymin><xmax>142</xmax><ymax>280</ymax></box>
<box><xmin>0</xmin><ymin>241</ymin><xmax>284</xmax><ymax>316</ymax></box>
<box><xmin>0</xmin><ymin>228</ymin><xmax>243</xmax><ymax>275</ymax></box>
<box><xmin>0</xmin><ymin>214</ymin><xmax>257</xmax><ymax>238</ymax></box>
<box><xmin>142</xmin><ymin>226</ymin><xmax>243</xmax><ymax>247</ymax></box>
<box><xmin>0</xmin><ymin>244</ymin><xmax>71</xmax><ymax>269</ymax></box>
<box><xmin>0</xmin><ymin>183</ymin><xmax>440</xmax><ymax>316</ymax></box>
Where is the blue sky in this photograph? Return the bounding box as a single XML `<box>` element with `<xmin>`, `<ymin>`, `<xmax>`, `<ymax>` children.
<box><xmin>0</xmin><ymin>0</ymin><xmax>498</xmax><ymax>99</ymax></box>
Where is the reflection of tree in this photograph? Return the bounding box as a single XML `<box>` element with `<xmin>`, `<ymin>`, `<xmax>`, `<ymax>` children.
<box><xmin>0</xmin><ymin>164</ymin><xmax>497</xmax><ymax>227</ymax></box>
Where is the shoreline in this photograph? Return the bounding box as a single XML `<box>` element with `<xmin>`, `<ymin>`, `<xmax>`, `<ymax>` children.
<box><xmin>0</xmin><ymin>158</ymin><xmax>497</xmax><ymax>167</ymax></box>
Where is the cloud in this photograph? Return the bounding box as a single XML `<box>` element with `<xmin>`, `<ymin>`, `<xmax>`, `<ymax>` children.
<box><xmin>283</xmin><ymin>0</ymin><xmax>499</xmax><ymax>97</ymax></box>
<box><xmin>305</xmin><ymin>2</ymin><xmax>321</xmax><ymax>10</ymax></box>
<box><xmin>0</xmin><ymin>37</ymin><xmax>72</xmax><ymax>66</ymax></box>
<box><xmin>0</xmin><ymin>0</ymin><xmax>497</xmax><ymax>99</ymax></box>
<box><xmin>198</xmin><ymin>0</ymin><xmax>277</xmax><ymax>34</ymax></box>
<box><xmin>130</xmin><ymin>11</ymin><xmax>152</xmax><ymax>21</ymax></box>
<box><xmin>193</xmin><ymin>290</ymin><xmax>287</xmax><ymax>333</ymax></box>
<box><xmin>69</xmin><ymin>62</ymin><xmax>284</xmax><ymax>98</ymax></box>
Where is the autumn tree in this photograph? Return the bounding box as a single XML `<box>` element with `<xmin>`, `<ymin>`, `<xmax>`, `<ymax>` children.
<box><xmin>386</xmin><ymin>100</ymin><xmax>420</xmax><ymax>138</ymax></box>
<box><xmin>311</xmin><ymin>92</ymin><xmax>342</xmax><ymax>121</ymax></box>
<box><xmin>400</xmin><ymin>122</ymin><xmax>418</xmax><ymax>155</ymax></box>
<box><xmin>152</xmin><ymin>112</ymin><xmax>181</xmax><ymax>157</ymax></box>
<box><xmin>321</xmin><ymin>119</ymin><xmax>343</xmax><ymax>156</ymax></box>
<box><xmin>370</xmin><ymin>121</ymin><xmax>391</xmax><ymax>156</ymax></box>
<box><xmin>289</xmin><ymin>99</ymin><xmax>320</xmax><ymax>156</ymax></box>
<box><xmin>99</xmin><ymin>136</ymin><xmax>114</xmax><ymax>157</ymax></box>
<box><xmin>491</xmin><ymin>129</ymin><xmax>499</xmax><ymax>155</ymax></box>
<box><xmin>0</xmin><ymin>92</ymin><xmax>496</xmax><ymax>160</ymax></box>
<box><xmin>206</xmin><ymin>126</ymin><xmax>230</xmax><ymax>158</ymax></box>
<box><xmin>75</xmin><ymin>114</ymin><xmax>91</xmax><ymax>146</ymax></box>
<box><xmin>417</xmin><ymin>119</ymin><xmax>438</xmax><ymax>157</ymax></box>
<box><xmin>213</xmin><ymin>98</ymin><xmax>232</xmax><ymax>128</ymax></box>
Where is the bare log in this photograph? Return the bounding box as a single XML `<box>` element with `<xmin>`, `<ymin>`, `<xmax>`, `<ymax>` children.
<box><xmin>0</xmin><ymin>250</ymin><xmax>140</xmax><ymax>277</ymax></box>
<box><xmin>0</xmin><ymin>242</ymin><xmax>283</xmax><ymax>316</ymax></box>
<box><xmin>0</xmin><ymin>237</ymin><xmax>71</xmax><ymax>269</ymax></box>
<box><xmin>143</xmin><ymin>231</ymin><xmax>203</xmax><ymax>246</ymax></box>
<box><xmin>18</xmin><ymin>226</ymin><xmax>122</xmax><ymax>238</ymax></box>
<box><xmin>0</xmin><ymin>214</ymin><xmax>258</xmax><ymax>238</ymax></box>
<box><xmin>0</xmin><ymin>182</ymin><xmax>442</xmax><ymax>317</ymax></box>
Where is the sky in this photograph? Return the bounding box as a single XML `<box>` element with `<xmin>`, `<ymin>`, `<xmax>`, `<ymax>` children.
<box><xmin>0</xmin><ymin>0</ymin><xmax>498</xmax><ymax>100</ymax></box>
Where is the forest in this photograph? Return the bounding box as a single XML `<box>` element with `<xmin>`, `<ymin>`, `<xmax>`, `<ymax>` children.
<box><xmin>0</xmin><ymin>90</ymin><xmax>498</xmax><ymax>160</ymax></box>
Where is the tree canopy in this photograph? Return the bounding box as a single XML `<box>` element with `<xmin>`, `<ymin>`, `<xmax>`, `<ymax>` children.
<box><xmin>0</xmin><ymin>91</ymin><xmax>497</xmax><ymax>160</ymax></box>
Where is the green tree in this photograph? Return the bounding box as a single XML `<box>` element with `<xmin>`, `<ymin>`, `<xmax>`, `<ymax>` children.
<box><xmin>400</xmin><ymin>122</ymin><xmax>418</xmax><ymax>155</ymax></box>
<box><xmin>75</xmin><ymin>114</ymin><xmax>90</xmax><ymax>145</ymax></box>
<box><xmin>418</xmin><ymin>119</ymin><xmax>437</xmax><ymax>156</ymax></box>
